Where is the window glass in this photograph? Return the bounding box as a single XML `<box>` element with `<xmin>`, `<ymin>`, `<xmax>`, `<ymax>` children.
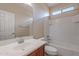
<box><xmin>62</xmin><ymin>7</ymin><xmax>75</xmax><ymax>13</ymax></box>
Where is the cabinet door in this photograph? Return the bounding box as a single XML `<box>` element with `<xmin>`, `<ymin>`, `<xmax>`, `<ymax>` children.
<box><xmin>28</xmin><ymin>45</ymin><xmax>44</xmax><ymax>56</ymax></box>
<box><xmin>36</xmin><ymin>46</ymin><xmax>44</xmax><ymax>56</ymax></box>
<box><xmin>29</xmin><ymin>51</ymin><xmax>37</xmax><ymax>56</ymax></box>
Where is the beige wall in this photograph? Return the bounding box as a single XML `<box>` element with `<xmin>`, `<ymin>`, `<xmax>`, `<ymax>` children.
<box><xmin>15</xmin><ymin>14</ymin><xmax>30</xmax><ymax>37</ymax></box>
<box><xmin>0</xmin><ymin>3</ymin><xmax>32</xmax><ymax>37</ymax></box>
<box><xmin>32</xmin><ymin>3</ymin><xmax>49</xmax><ymax>39</ymax></box>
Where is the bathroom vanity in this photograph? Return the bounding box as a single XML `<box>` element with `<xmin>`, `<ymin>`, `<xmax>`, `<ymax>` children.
<box><xmin>0</xmin><ymin>38</ymin><xmax>46</xmax><ymax>56</ymax></box>
<box><xmin>28</xmin><ymin>45</ymin><xmax>44</xmax><ymax>56</ymax></box>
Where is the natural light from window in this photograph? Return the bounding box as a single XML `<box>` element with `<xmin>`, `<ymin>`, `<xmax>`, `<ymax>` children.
<box><xmin>62</xmin><ymin>6</ymin><xmax>75</xmax><ymax>13</ymax></box>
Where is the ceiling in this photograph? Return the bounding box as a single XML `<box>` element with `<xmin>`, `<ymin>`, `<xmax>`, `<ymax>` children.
<box><xmin>46</xmin><ymin>3</ymin><xmax>59</xmax><ymax>7</ymax></box>
<box><xmin>19</xmin><ymin>3</ymin><xmax>59</xmax><ymax>18</ymax></box>
<box><xmin>18</xmin><ymin>3</ymin><xmax>32</xmax><ymax>12</ymax></box>
<box><xmin>22</xmin><ymin>3</ymin><xmax>59</xmax><ymax>8</ymax></box>
<box><xmin>0</xmin><ymin>3</ymin><xmax>33</xmax><ymax>17</ymax></box>
<box><xmin>0</xmin><ymin>3</ymin><xmax>59</xmax><ymax>18</ymax></box>
<box><xmin>18</xmin><ymin>3</ymin><xmax>59</xmax><ymax>12</ymax></box>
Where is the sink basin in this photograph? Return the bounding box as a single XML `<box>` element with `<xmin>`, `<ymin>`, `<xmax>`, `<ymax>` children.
<box><xmin>0</xmin><ymin>38</ymin><xmax>46</xmax><ymax>56</ymax></box>
<box><xmin>15</xmin><ymin>43</ymin><xmax>30</xmax><ymax>51</ymax></box>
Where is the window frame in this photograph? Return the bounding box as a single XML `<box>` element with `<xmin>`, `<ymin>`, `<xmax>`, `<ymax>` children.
<box><xmin>52</xmin><ymin>6</ymin><xmax>75</xmax><ymax>16</ymax></box>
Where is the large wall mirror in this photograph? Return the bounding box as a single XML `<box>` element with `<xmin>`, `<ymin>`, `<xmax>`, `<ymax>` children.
<box><xmin>0</xmin><ymin>3</ymin><xmax>33</xmax><ymax>41</ymax></box>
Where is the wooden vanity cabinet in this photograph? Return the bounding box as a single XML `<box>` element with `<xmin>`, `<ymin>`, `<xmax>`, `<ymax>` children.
<box><xmin>28</xmin><ymin>45</ymin><xmax>45</xmax><ymax>56</ymax></box>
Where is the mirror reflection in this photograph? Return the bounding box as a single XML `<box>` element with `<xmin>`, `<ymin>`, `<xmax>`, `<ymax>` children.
<box><xmin>0</xmin><ymin>3</ymin><xmax>33</xmax><ymax>41</ymax></box>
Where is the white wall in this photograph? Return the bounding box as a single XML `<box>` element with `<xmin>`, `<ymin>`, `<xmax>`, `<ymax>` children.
<box><xmin>49</xmin><ymin>14</ymin><xmax>79</xmax><ymax>56</ymax></box>
<box><xmin>32</xmin><ymin>3</ymin><xmax>49</xmax><ymax>39</ymax></box>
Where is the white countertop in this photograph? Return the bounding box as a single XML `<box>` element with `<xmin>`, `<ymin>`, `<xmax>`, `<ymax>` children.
<box><xmin>0</xmin><ymin>38</ymin><xmax>46</xmax><ymax>56</ymax></box>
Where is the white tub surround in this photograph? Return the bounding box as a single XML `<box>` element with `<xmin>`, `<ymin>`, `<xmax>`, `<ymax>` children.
<box><xmin>49</xmin><ymin>14</ymin><xmax>79</xmax><ymax>56</ymax></box>
<box><xmin>0</xmin><ymin>39</ymin><xmax>46</xmax><ymax>56</ymax></box>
